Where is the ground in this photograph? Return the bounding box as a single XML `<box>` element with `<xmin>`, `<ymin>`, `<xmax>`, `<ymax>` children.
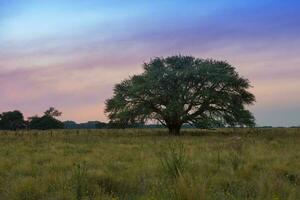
<box><xmin>0</xmin><ymin>128</ymin><xmax>299</xmax><ymax>200</ymax></box>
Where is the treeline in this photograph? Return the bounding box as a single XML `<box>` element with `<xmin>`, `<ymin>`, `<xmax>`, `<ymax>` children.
<box><xmin>63</xmin><ymin>121</ymin><xmax>146</xmax><ymax>129</ymax></box>
<box><xmin>0</xmin><ymin>107</ymin><xmax>64</xmax><ymax>130</ymax></box>
<box><xmin>0</xmin><ymin>107</ymin><xmax>149</xmax><ymax>130</ymax></box>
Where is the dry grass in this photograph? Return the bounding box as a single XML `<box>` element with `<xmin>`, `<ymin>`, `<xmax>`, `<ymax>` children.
<box><xmin>0</xmin><ymin>128</ymin><xmax>299</xmax><ymax>199</ymax></box>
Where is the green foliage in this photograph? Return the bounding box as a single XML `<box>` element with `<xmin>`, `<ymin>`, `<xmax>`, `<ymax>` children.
<box><xmin>0</xmin><ymin>110</ymin><xmax>26</xmax><ymax>130</ymax></box>
<box><xmin>106</xmin><ymin>55</ymin><xmax>255</xmax><ymax>135</ymax></box>
<box><xmin>28</xmin><ymin>107</ymin><xmax>64</xmax><ymax>130</ymax></box>
<box><xmin>0</xmin><ymin>108</ymin><xmax>64</xmax><ymax>130</ymax></box>
<box><xmin>28</xmin><ymin>115</ymin><xmax>64</xmax><ymax>130</ymax></box>
<box><xmin>44</xmin><ymin>107</ymin><xmax>62</xmax><ymax>118</ymax></box>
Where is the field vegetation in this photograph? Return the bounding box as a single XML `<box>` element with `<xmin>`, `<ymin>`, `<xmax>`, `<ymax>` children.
<box><xmin>0</xmin><ymin>128</ymin><xmax>299</xmax><ymax>199</ymax></box>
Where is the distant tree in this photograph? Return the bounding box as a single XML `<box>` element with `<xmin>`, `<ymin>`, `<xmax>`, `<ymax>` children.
<box><xmin>29</xmin><ymin>115</ymin><xmax>64</xmax><ymax>130</ymax></box>
<box><xmin>94</xmin><ymin>121</ymin><xmax>107</xmax><ymax>129</ymax></box>
<box><xmin>0</xmin><ymin>110</ymin><xmax>26</xmax><ymax>130</ymax></box>
<box><xmin>106</xmin><ymin>122</ymin><xmax>139</xmax><ymax>129</ymax></box>
<box><xmin>63</xmin><ymin>121</ymin><xmax>108</xmax><ymax>129</ymax></box>
<box><xmin>63</xmin><ymin>121</ymin><xmax>78</xmax><ymax>129</ymax></box>
<box><xmin>28</xmin><ymin>107</ymin><xmax>64</xmax><ymax>130</ymax></box>
<box><xmin>44</xmin><ymin>107</ymin><xmax>62</xmax><ymax>118</ymax></box>
<box><xmin>105</xmin><ymin>55</ymin><xmax>255</xmax><ymax>135</ymax></box>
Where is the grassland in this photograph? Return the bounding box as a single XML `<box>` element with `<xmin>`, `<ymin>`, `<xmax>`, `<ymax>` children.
<box><xmin>0</xmin><ymin>128</ymin><xmax>299</xmax><ymax>200</ymax></box>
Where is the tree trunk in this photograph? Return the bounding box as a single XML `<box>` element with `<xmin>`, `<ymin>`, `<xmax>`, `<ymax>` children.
<box><xmin>168</xmin><ymin>125</ymin><xmax>181</xmax><ymax>136</ymax></box>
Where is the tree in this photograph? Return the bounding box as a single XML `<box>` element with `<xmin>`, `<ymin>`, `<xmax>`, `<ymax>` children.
<box><xmin>105</xmin><ymin>55</ymin><xmax>255</xmax><ymax>135</ymax></box>
<box><xmin>63</xmin><ymin>121</ymin><xmax>108</xmax><ymax>129</ymax></box>
<box><xmin>0</xmin><ymin>110</ymin><xmax>26</xmax><ymax>130</ymax></box>
<box><xmin>28</xmin><ymin>115</ymin><xmax>64</xmax><ymax>130</ymax></box>
<box><xmin>44</xmin><ymin>107</ymin><xmax>62</xmax><ymax>118</ymax></box>
<box><xmin>28</xmin><ymin>107</ymin><xmax>64</xmax><ymax>130</ymax></box>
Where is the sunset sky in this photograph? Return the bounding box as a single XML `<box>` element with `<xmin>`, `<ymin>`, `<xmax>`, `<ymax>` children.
<box><xmin>1</xmin><ymin>0</ymin><xmax>300</xmax><ymax>126</ymax></box>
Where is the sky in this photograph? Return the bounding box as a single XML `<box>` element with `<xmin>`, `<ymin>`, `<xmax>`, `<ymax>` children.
<box><xmin>1</xmin><ymin>0</ymin><xmax>300</xmax><ymax>126</ymax></box>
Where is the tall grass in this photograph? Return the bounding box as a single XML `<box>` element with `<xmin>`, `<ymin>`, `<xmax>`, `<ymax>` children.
<box><xmin>71</xmin><ymin>162</ymin><xmax>88</xmax><ymax>200</ymax></box>
<box><xmin>158</xmin><ymin>141</ymin><xmax>190</xmax><ymax>179</ymax></box>
<box><xmin>0</xmin><ymin>128</ymin><xmax>299</xmax><ymax>199</ymax></box>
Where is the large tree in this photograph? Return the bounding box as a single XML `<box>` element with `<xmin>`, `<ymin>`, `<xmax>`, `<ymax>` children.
<box><xmin>105</xmin><ymin>55</ymin><xmax>255</xmax><ymax>135</ymax></box>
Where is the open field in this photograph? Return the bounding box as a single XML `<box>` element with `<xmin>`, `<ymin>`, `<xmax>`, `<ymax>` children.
<box><xmin>0</xmin><ymin>128</ymin><xmax>299</xmax><ymax>200</ymax></box>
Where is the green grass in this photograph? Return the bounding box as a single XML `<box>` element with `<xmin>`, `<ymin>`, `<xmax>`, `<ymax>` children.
<box><xmin>0</xmin><ymin>128</ymin><xmax>299</xmax><ymax>199</ymax></box>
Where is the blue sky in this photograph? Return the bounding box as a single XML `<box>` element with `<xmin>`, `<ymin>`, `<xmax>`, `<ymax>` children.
<box><xmin>1</xmin><ymin>0</ymin><xmax>300</xmax><ymax>126</ymax></box>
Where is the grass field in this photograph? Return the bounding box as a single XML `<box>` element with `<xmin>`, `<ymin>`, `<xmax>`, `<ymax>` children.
<box><xmin>0</xmin><ymin>128</ymin><xmax>299</xmax><ymax>200</ymax></box>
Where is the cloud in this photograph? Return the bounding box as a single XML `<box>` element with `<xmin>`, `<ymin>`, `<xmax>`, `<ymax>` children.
<box><xmin>1</xmin><ymin>0</ymin><xmax>300</xmax><ymax>125</ymax></box>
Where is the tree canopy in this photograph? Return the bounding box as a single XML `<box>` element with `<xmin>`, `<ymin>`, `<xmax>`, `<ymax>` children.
<box><xmin>105</xmin><ymin>55</ymin><xmax>255</xmax><ymax>135</ymax></box>
<box><xmin>28</xmin><ymin>107</ymin><xmax>64</xmax><ymax>130</ymax></box>
<box><xmin>0</xmin><ymin>110</ymin><xmax>26</xmax><ymax>130</ymax></box>
<box><xmin>44</xmin><ymin>107</ymin><xmax>62</xmax><ymax>118</ymax></box>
